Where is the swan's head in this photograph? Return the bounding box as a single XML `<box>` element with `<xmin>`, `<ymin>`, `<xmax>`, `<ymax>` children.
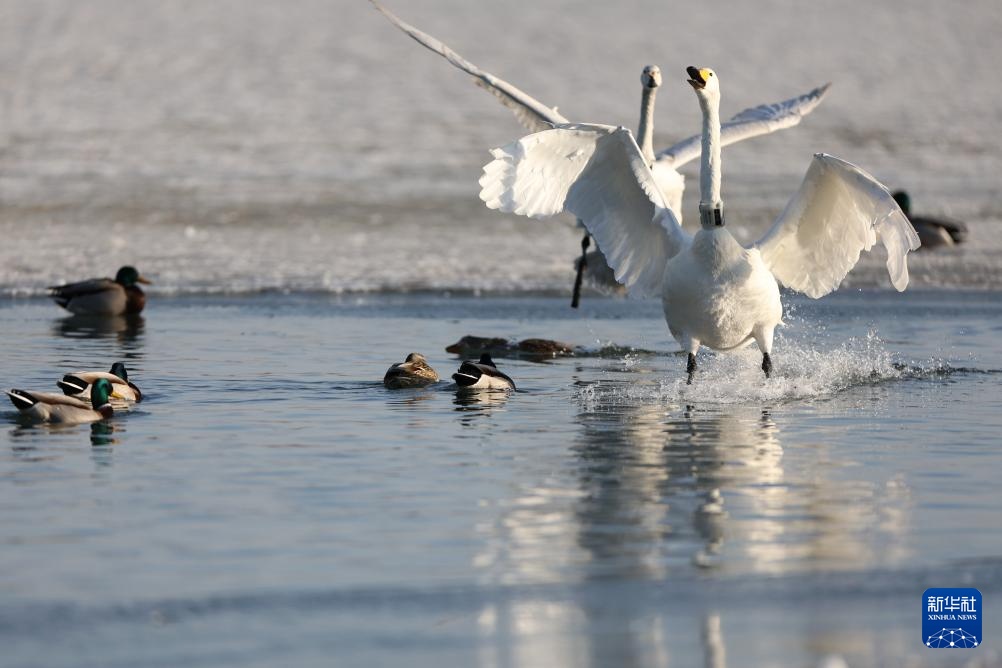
<box><xmin>641</xmin><ymin>65</ymin><xmax>662</xmax><ymax>90</ymax></box>
<box><xmin>686</xmin><ymin>66</ymin><xmax>719</xmax><ymax>96</ymax></box>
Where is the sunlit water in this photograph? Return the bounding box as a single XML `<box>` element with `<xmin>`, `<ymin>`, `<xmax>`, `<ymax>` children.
<box><xmin>2</xmin><ymin>290</ymin><xmax>1001</xmax><ymax>667</ymax></box>
<box><xmin>3</xmin><ymin>0</ymin><xmax>1002</xmax><ymax>665</ymax></box>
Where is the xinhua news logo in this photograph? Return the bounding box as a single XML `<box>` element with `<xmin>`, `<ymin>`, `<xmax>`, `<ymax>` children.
<box><xmin>923</xmin><ymin>588</ymin><xmax>982</xmax><ymax>649</ymax></box>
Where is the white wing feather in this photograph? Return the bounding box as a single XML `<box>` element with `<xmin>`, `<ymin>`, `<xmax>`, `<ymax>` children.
<box><xmin>370</xmin><ymin>0</ymin><xmax>567</xmax><ymax>132</ymax></box>
<box><xmin>480</xmin><ymin>124</ymin><xmax>689</xmax><ymax>298</ymax></box>
<box><xmin>656</xmin><ymin>83</ymin><xmax>831</xmax><ymax>169</ymax></box>
<box><xmin>756</xmin><ymin>153</ymin><xmax>921</xmax><ymax>298</ymax></box>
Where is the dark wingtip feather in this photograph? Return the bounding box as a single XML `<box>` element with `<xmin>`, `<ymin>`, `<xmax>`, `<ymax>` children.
<box><xmin>453</xmin><ymin>362</ymin><xmax>483</xmax><ymax>387</ymax></box>
<box><xmin>7</xmin><ymin>389</ymin><xmax>37</xmax><ymax>411</ymax></box>
<box><xmin>452</xmin><ymin>373</ymin><xmax>479</xmax><ymax>387</ymax></box>
<box><xmin>58</xmin><ymin>375</ymin><xmax>88</xmax><ymax>396</ymax></box>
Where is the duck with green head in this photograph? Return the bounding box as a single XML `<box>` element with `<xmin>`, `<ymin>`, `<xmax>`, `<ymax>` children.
<box><xmin>7</xmin><ymin>378</ymin><xmax>119</xmax><ymax>424</ymax></box>
<box><xmin>892</xmin><ymin>190</ymin><xmax>968</xmax><ymax>250</ymax></box>
<box><xmin>57</xmin><ymin>361</ymin><xmax>143</xmax><ymax>402</ymax></box>
<box><xmin>49</xmin><ymin>266</ymin><xmax>151</xmax><ymax>315</ymax></box>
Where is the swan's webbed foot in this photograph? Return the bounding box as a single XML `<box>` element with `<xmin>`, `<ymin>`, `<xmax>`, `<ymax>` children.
<box><xmin>762</xmin><ymin>353</ymin><xmax>772</xmax><ymax>379</ymax></box>
<box><xmin>686</xmin><ymin>353</ymin><xmax>697</xmax><ymax>385</ymax></box>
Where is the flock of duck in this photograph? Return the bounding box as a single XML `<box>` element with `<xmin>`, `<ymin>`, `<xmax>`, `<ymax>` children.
<box><xmin>6</xmin><ymin>267</ymin><xmax>151</xmax><ymax>424</ymax></box>
<box><xmin>6</xmin><ymin>3</ymin><xmax>972</xmax><ymax>421</ymax></box>
<box><xmin>7</xmin><ymin>362</ymin><xmax>143</xmax><ymax>425</ymax></box>
<box><xmin>383</xmin><ymin>352</ymin><xmax>516</xmax><ymax>391</ymax></box>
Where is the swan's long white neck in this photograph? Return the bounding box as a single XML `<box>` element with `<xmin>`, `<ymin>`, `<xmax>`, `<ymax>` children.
<box><xmin>637</xmin><ymin>85</ymin><xmax>658</xmax><ymax>165</ymax></box>
<box><xmin>697</xmin><ymin>91</ymin><xmax>724</xmax><ymax>227</ymax></box>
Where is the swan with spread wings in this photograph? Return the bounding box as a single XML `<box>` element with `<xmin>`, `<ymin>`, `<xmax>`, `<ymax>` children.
<box><xmin>370</xmin><ymin>1</ymin><xmax>829</xmax><ymax>304</ymax></box>
<box><xmin>480</xmin><ymin>67</ymin><xmax>919</xmax><ymax>383</ymax></box>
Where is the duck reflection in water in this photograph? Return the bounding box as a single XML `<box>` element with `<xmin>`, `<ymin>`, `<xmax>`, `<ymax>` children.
<box><xmin>90</xmin><ymin>421</ymin><xmax>118</xmax><ymax>447</ymax></box>
<box><xmin>53</xmin><ymin>313</ymin><xmax>145</xmax><ymax>344</ymax></box>
<box><xmin>8</xmin><ymin>419</ymin><xmax>120</xmax><ymax>460</ymax></box>
<box><xmin>453</xmin><ymin>388</ymin><xmax>511</xmax><ymax>428</ymax></box>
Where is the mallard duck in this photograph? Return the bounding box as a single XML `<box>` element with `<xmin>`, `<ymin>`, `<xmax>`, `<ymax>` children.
<box><xmin>452</xmin><ymin>354</ymin><xmax>516</xmax><ymax>391</ymax></box>
<box><xmin>383</xmin><ymin>353</ymin><xmax>440</xmax><ymax>389</ymax></box>
<box><xmin>892</xmin><ymin>191</ymin><xmax>968</xmax><ymax>250</ymax></box>
<box><xmin>7</xmin><ymin>378</ymin><xmax>119</xmax><ymax>424</ymax></box>
<box><xmin>57</xmin><ymin>362</ymin><xmax>143</xmax><ymax>402</ymax></box>
<box><xmin>49</xmin><ymin>266</ymin><xmax>151</xmax><ymax>315</ymax></box>
<box><xmin>446</xmin><ymin>335</ymin><xmax>578</xmax><ymax>359</ymax></box>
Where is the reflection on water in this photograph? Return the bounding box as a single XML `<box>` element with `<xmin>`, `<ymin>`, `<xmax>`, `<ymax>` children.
<box><xmin>467</xmin><ymin>370</ymin><xmax>924</xmax><ymax>665</ymax></box>
<box><xmin>470</xmin><ymin>385</ymin><xmax>790</xmax><ymax>666</ymax></box>
<box><xmin>568</xmin><ymin>392</ymin><xmax>788</xmax><ymax>580</ymax></box>
<box><xmin>90</xmin><ymin>421</ymin><xmax>117</xmax><ymax>447</ymax></box>
<box><xmin>52</xmin><ymin>314</ymin><xmax>145</xmax><ymax>345</ymax></box>
<box><xmin>454</xmin><ymin>389</ymin><xmax>512</xmax><ymax>409</ymax></box>
<box><xmin>454</xmin><ymin>389</ymin><xmax>511</xmax><ymax>429</ymax></box>
<box><xmin>7</xmin><ymin>438</ymin><xmax>55</xmax><ymax>463</ymax></box>
<box><xmin>384</xmin><ymin>386</ymin><xmax>438</xmax><ymax>408</ymax></box>
<box><xmin>664</xmin><ymin>407</ymin><xmax>786</xmax><ymax>572</ymax></box>
<box><xmin>703</xmin><ymin>614</ymin><xmax>727</xmax><ymax>668</ymax></box>
<box><xmin>1</xmin><ymin>293</ymin><xmax>996</xmax><ymax>668</ymax></box>
<box><xmin>8</xmin><ymin>418</ymin><xmax>119</xmax><ymax>463</ymax></box>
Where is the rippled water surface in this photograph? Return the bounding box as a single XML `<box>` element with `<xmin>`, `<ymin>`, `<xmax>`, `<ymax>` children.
<box><xmin>2</xmin><ymin>291</ymin><xmax>1001</xmax><ymax>667</ymax></box>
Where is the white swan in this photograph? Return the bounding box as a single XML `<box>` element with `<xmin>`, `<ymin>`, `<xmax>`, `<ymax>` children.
<box><xmin>370</xmin><ymin>1</ymin><xmax>829</xmax><ymax>299</ymax></box>
<box><xmin>479</xmin><ymin>66</ymin><xmax>920</xmax><ymax>383</ymax></box>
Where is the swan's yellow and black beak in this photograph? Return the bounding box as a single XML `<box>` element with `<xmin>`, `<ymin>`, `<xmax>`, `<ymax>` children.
<box><xmin>686</xmin><ymin>66</ymin><xmax>707</xmax><ymax>90</ymax></box>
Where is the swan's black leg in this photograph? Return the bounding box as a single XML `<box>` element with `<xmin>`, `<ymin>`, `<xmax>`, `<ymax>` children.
<box><xmin>571</xmin><ymin>232</ymin><xmax>591</xmax><ymax>309</ymax></box>
<box><xmin>686</xmin><ymin>353</ymin><xmax>697</xmax><ymax>385</ymax></box>
<box><xmin>762</xmin><ymin>352</ymin><xmax>772</xmax><ymax>379</ymax></box>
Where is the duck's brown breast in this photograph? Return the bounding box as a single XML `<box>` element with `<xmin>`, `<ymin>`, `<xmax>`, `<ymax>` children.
<box><xmin>125</xmin><ymin>286</ymin><xmax>146</xmax><ymax>314</ymax></box>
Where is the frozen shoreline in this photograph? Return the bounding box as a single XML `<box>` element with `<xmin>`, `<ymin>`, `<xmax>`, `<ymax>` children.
<box><xmin>2</xmin><ymin>0</ymin><xmax>1000</xmax><ymax>295</ymax></box>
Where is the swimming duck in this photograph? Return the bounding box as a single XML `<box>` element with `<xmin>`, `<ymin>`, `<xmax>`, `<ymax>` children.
<box><xmin>7</xmin><ymin>378</ymin><xmax>119</xmax><ymax>424</ymax></box>
<box><xmin>446</xmin><ymin>335</ymin><xmax>578</xmax><ymax>359</ymax></box>
<box><xmin>383</xmin><ymin>353</ymin><xmax>440</xmax><ymax>389</ymax></box>
<box><xmin>452</xmin><ymin>354</ymin><xmax>516</xmax><ymax>391</ymax></box>
<box><xmin>57</xmin><ymin>362</ymin><xmax>143</xmax><ymax>402</ymax></box>
<box><xmin>49</xmin><ymin>266</ymin><xmax>151</xmax><ymax>315</ymax></box>
<box><xmin>892</xmin><ymin>191</ymin><xmax>968</xmax><ymax>250</ymax></box>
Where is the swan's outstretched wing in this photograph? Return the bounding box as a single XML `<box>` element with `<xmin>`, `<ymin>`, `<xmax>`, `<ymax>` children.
<box><xmin>755</xmin><ymin>153</ymin><xmax>920</xmax><ymax>298</ymax></box>
<box><xmin>480</xmin><ymin>124</ymin><xmax>689</xmax><ymax>298</ymax></box>
<box><xmin>656</xmin><ymin>83</ymin><xmax>831</xmax><ymax>169</ymax></box>
<box><xmin>370</xmin><ymin>1</ymin><xmax>567</xmax><ymax>132</ymax></box>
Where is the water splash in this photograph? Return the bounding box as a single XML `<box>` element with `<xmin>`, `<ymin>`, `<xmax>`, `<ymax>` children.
<box><xmin>577</xmin><ymin>332</ymin><xmax>905</xmax><ymax>406</ymax></box>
